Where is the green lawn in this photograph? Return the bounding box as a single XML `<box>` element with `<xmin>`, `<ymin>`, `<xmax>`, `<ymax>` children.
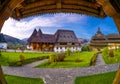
<box><xmin>0</xmin><ymin>52</ymin><xmax>54</xmax><ymax>66</ymax></box>
<box><xmin>75</xmin><ymin>71</ymin><xmax>116</xmax><ymax>84</ymax></box>
<box><xmin>36</xmin><ymin>52</ymin><xmax>97</xmax><ymax>68</ymax></box>
<box><xmin>5</xmin><ymin>75</ymin><xmax>44</xmax><ymax>84</ymax></box>
<box><xmin>102</xmin><ymin>48</ymin><xmax>120</xmax><ymax>64</ymax></box>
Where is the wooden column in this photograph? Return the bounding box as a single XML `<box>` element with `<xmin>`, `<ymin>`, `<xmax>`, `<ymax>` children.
<box><xmin>97</xmin><ymin>0</ymin><xmax>120</xmax><ymax>84</ymax></box>
<box><xmin>113</xmin><ymin>66</ymin><xmax>120</xmax><ymax>84</ymax></box>
<box><xmin>0</xmin><ymin>0</ymin><xmax>24</xmax><ymax>84</ymax></box>
<box><xmin>112</xmin><ymin>14</ymin><xmax>120</xmax><ymax>33</ymax></box>
<box><xmin>0</xmin><ymin>66</ymin><xmax>7</xmax><ymax>84</ymax></box>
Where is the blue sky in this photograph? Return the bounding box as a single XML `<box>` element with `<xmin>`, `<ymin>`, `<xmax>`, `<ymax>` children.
<box><xmin>1</xmin><ymin>13</ymin><xmax>118</xmax><ymax>39</ymax></box>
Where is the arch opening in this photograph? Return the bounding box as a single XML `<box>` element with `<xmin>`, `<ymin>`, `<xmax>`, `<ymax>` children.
<box><xmin>0</xmin><ymin>0</ymin><xmax>120</xmax><ymax>84</ymax></box>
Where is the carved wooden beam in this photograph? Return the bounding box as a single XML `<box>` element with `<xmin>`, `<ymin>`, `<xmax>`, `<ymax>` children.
<box><xmin>97</xmin><ymin>0</ymin><xmax>120</xmax><ymax>32</ymax></box>
<box><xmin>21</xmin><ymin>8</ymin><xmax>102</xmax><ymax>19</ymax></box>
<box><xmin>0</xmin><ymin>0</ymin><xmax>24</xmax><ymax>31</ymax></box>
<box><xmin>63</xmin><ymin>0</ymin><xmax>98</xmax><ymax>9</ymax></box>
<box><xmin>21</xmin><ymin>4</ymin><xmax>99</xmax><ymax>15</ymax></box>
<box><xmin>97</xmin><ymin>0</ymin><xmax>117</xmax><ymax>16</ymax></box>
<box><xmin>22</xmin><ymin>0</ymin><xmax>55</xmax><ymax>10</ymax></box>
<box><xmin>56</xmin><ymin>0</ymin><xmax>62</xmax><ymax>9</ymax></box>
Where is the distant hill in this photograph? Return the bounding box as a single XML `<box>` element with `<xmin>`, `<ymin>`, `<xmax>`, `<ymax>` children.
<box><xmin>3</xmin><ymin>34</ymin><xmax>27</xmax><ymax>45</ymax></box>
<box><xmin>22</xmin><ymin>38</ymin><xmax>28</xmax><ymax>43</ymax></box>
<box><xmin>78</xmin><ymin>38</ymin><xmax>89</xmax><ymax>45</ymax></box>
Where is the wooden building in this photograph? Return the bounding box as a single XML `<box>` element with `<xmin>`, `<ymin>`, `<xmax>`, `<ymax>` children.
<box><xmin>90</xmin><ymin>27</ymin><xmax>120</xmax><ymax>50</ymax></box>
<box><xmin>27</xmin><ymin>29</ymin><xmax>55</xmax><ymax>51</ymax></box>
<box><xmin>27</xmin><ymin>29</ymin><xmax>80</xmax><ymax>52</ymax></box>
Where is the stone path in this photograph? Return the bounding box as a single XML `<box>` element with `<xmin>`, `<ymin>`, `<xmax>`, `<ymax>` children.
<box><xmin>1</xmin><ymin>54</ymin><xmax>120</xmax><ymax>84</ymax></box>
<box><xmin>22</xmin><ymin>59</ymin><xmax>48</xmax><ymax>67</ymax></box>
<box><xmin>2</xmin><ymin>64</ymin><xmax>119</xmax><ymax>84</ymax></box>
<box><xmin>96</xmin><ymin>54</ymin><xmax>106</xmax><ymax>66</ymax></box>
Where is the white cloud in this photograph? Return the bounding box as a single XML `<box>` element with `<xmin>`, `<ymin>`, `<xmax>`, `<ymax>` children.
<box><xmin>1</xmin><ymin>13</ymin><xmax>87</xmax><ymax>39</ymax></box>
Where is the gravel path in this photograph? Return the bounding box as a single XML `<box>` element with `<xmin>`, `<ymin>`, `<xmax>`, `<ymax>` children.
<box><xmin>22</xmin><ymin>59</ymin><xmax>48</xmax><ymax>68</ymax></box>
<box><xmin>96</xmin><ymin>54</ymin><xmax>106</xmax><ymax>66</ymax></box>
<box><xmin>1</xmin><ymin>54</ymin><xmax>119</xmax><ymax>84</ymax></box>
<box><xmin>2</xmin><ymin>64</ymin><xmax>119</xmax><ymax>84</ymax></box>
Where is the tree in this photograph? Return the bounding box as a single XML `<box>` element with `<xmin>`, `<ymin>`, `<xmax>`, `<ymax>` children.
<box><xmin>13</xmin><ymin>43</ymin><xmax>24</xmax><ymax>52</ymax></box>
<box><xmin>20</xmin><ymin>46</ymin><xmax>26</xmax><ymax>52</ymax></box>
<box><xmin>81</xmin><ymin>45</ymin><xmax>90</xmax><ymax>51</ymax></box>
<box><xmin>109</xmin><ymin>49</ymin><xmax>114</xmax><ymax>57</ymax></box>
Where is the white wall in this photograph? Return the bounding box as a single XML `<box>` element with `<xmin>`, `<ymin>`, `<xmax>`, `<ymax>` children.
<box><xmin>0</xmin><ymin>43</ymin><xmax>7</xmax><ymax>49</ymax></box>
<box><xmin>26</xmin><ymin>45</ymin><xmax>33</xmax><ymax>50</ymax></box>
<box><xmin>54</xmin><ymin>46</ymin><xmax>81</xmax><ymax>52</ymax></box>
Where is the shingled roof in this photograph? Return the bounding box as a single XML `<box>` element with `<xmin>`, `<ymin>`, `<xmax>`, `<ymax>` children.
<box><xmin>28</xmin><ymin>29</ymin><xmax>79</xmax><ymax>43</ymax></box>
<box><xmin>55</xmin><ymin>30</ymin><xmax>79</xmax><ymax>43</ymax></box>
<box><xmin>91</xmin><ymin>28</ymin><xmax>120</xmax><ymax>43</ymax></box>
<box><xmin>27</xmin><ymin>29</ymin><xmax>37</xmax><ymax>42</ymax></box>
<box><xmin>107</xmin><ymin>34</ymin><xmax>120</xmax><ymax>39</ymax></box>
<box><xmin>28</xmin><ymin>29</ymin><xmax>55</xmax><ymax>43</ymax></box>
<box><xmin>91</xmin><ymin>28</ymin><xmax>106</xmax><ymax>40</ymax></box>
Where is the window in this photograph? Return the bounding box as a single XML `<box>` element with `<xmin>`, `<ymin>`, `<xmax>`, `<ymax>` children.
<box><xmin>60</xmin><ymin>43</ymin><xmax>67</xmax><ymax>45</ymax></box>
<box><xmin>72</xmin><ymin>43</ymin><xmax>75</xmax><ymax>45</ymax></box>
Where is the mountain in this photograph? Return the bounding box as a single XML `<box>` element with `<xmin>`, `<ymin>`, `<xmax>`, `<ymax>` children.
<box><xmin>3</xmin><ymin>34</ymin><xmax>26</xmax><ymax>45</ymax></box>
<box><xmin>22</xmin><ymin>38</ymin><xmax>28</xmax><ymax>43</ymax></box>
<box><xmin>78</xmin><ymin>38</ymin><xmax>89</xmax><ymax>45</ymax></box>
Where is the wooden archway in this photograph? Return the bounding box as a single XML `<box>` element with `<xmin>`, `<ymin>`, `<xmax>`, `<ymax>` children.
<box><xmin>0</xmin><ymin>0</ymin><xmax>120</xmax><ymax>84</ymax></box>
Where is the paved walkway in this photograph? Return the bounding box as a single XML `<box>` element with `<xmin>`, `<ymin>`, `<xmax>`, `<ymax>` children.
<box><xmin>22</xmin><ymin>59</ymin><xmax>48</xmax><ymax>67</ymax></box>
<box><xmin>2</xmin><ymin>64</ymin><xmax>119</xmax><ymax>84</ymax></box>
<box><xmin>1</xmin><ymin>54</ymin><xmax>120</xmax><ymax>84</ymax></box>
<box><xmin>96</xmin><ymin>54</ymin><xmax>106</xmax><ymax>66</ymax></box>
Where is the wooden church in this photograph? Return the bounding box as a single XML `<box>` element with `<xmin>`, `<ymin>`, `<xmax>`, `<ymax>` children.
<box><xmin>90</xmin><ymin>27</ymin><xmax>120</xmax><ymax>51</ymax></box>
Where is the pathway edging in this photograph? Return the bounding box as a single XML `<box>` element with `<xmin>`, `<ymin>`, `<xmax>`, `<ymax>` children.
<box><xmin>2</xmin><ymin>54</ymin><xmax>119</xmax><ymax>84</ymax></box>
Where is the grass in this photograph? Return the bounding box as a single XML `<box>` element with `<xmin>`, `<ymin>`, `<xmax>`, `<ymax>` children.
<box><xmin>75</xmin><ymin>71</ymin><xmax>116</xmax><ymax>84</ymax></box>
<box><xmin>5</xmin><ymin>75</ymin><xmax>44</xmax><ymax>84</ymax></box>
<box><xmin>0</xmin><ymin>52</ymin><xmax>54</xmax><ymax>66</ymax></box>
<box><xmin>102</xmin><ymin>48</ymin><xmax>120</xmax><ymax>64</ymax></box>
<box><xmin>36</xmin><ymin>51</ymin><xmax>97</xmax><ymax>68</ymax></box>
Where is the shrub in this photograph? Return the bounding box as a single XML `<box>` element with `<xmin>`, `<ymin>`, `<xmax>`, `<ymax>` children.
<box><xmin>49</xmin><ymin>54</ymin><xmax>56</xmax><ymax>63</ymax></box>
<box><xmin>75</xmin><ymin>58</ymin><xmax>82</xmax><ymax>62</ymax></box>
<box><xmin>90</xmin><ymin>53</ymin><xmax>97</xmax><ymax>66</ymax></box>
<box><xmin>46</xmin><ymin>56</ymin><xmax>49</xmax><ymax>59</ymax></box>
<box><xmin>8</xmin><ymin>62</ymin><xmax>16</xmax><ymax>66</ymax></box>
<box><xmin>75</xmin><ymin>49</ymin><xmax>79</xmax><ymax>53</ymax></box>
<box><xmin>56</xmin><ymin>53</ymin><xmax>66</xmax><ymax>62</ymax></box>
<box><xmin>16</xmin><ymin>61</ymin><xmax>22</xmax><ymax>66</ymax></box>
<box><xmin>109</xmin><ymin>50</ymin><xmax>114</xmax><ymax>57</ymax></box>
<box><xmin>65</xmin><ymin>48</ymin><xmax>72</xmax><ymax>56</ymax></box>
<box><xmin>19</xmin><ymin>55</ymin><xmax>25</xmax><ymax>63</ymax></box>
<box><xmin>102</xmin><ymin>47</ymin><xmax>109</xmax><ymax>56</ymax></box>
<box><xmin>38</xmin><ymin>56</ymin><xmax>44</xmax><ymax>60</ymax></box>
<box><xmin>23</xmin><ymin>58</ymin><xmax>39</xmax><ymax>64</ymax></box>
